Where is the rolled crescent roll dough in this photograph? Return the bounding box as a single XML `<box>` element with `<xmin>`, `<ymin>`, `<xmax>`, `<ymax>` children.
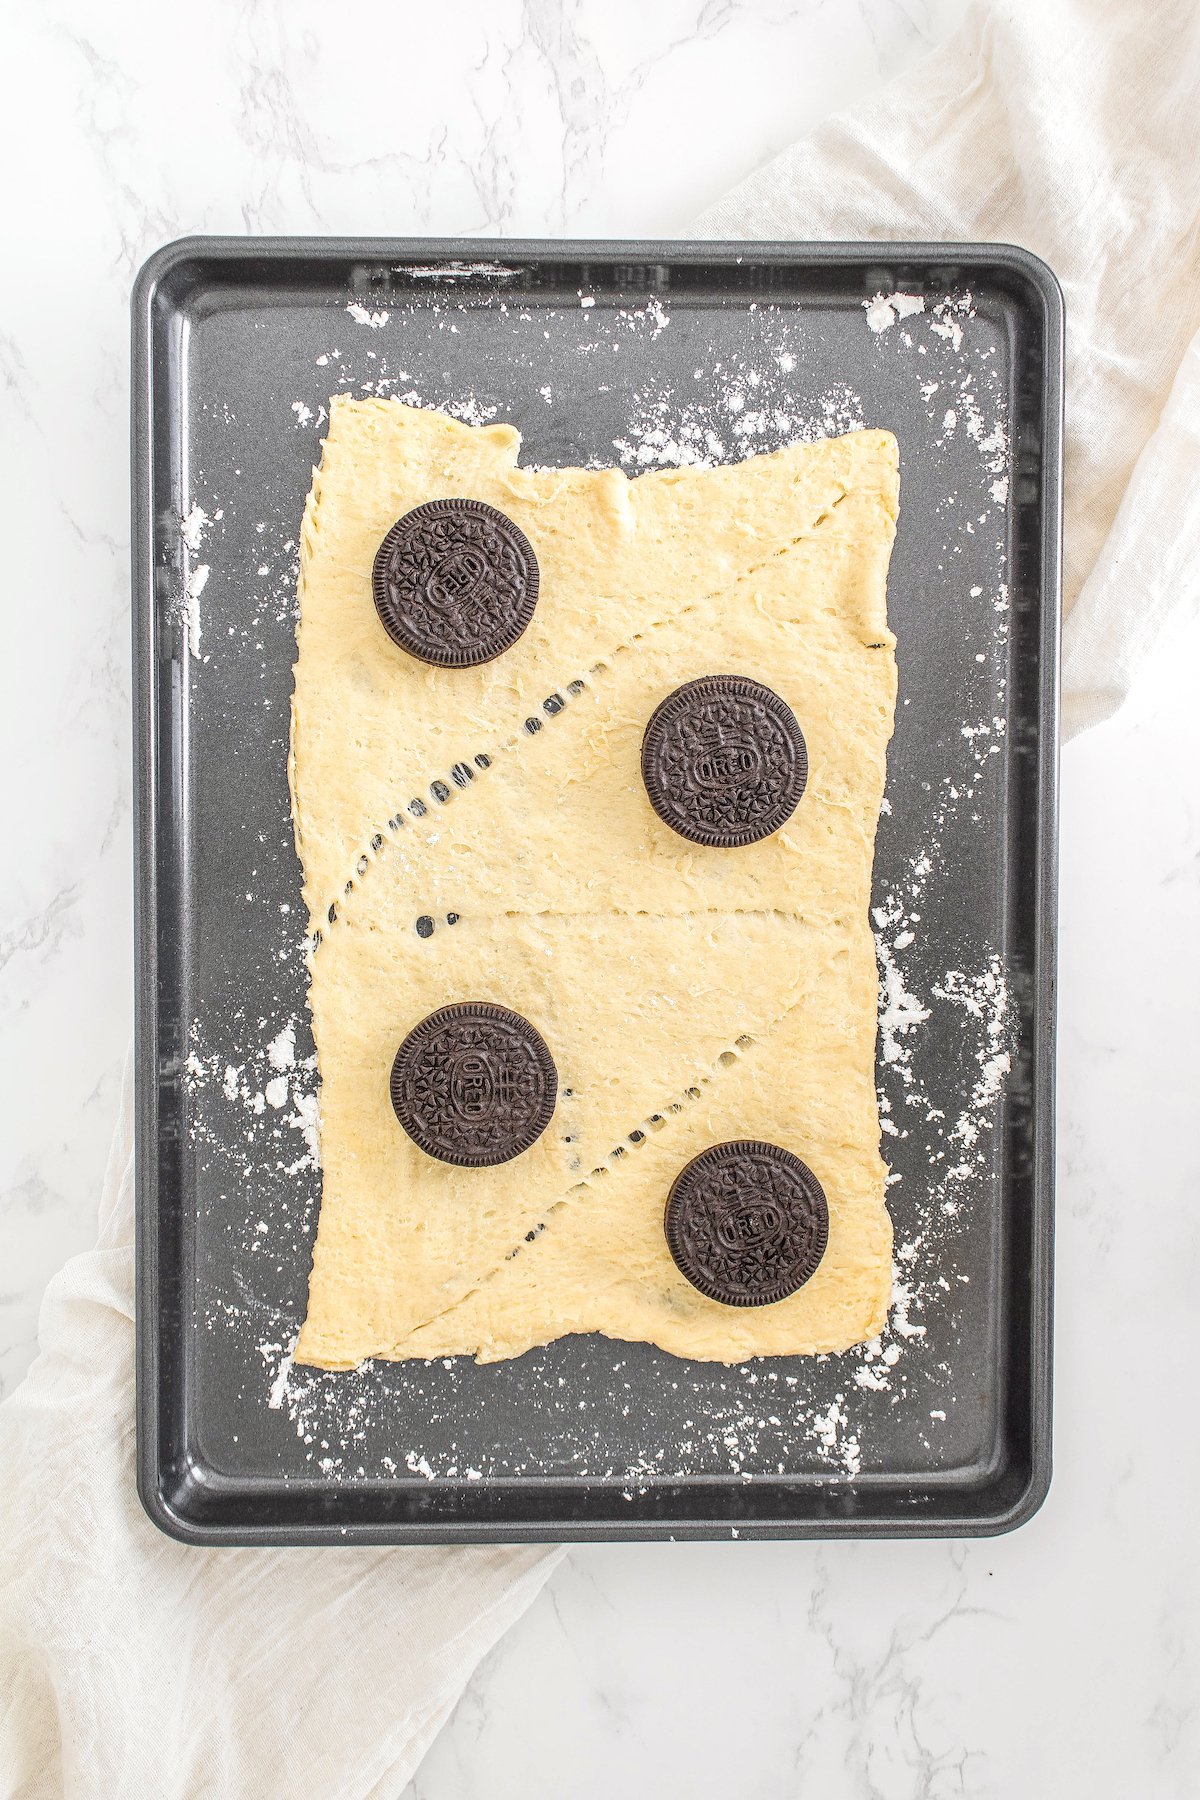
<box><xmin>289</xmin><ymin>398</ymin><xmax>898</xmax><ymax>1368</ymax></box>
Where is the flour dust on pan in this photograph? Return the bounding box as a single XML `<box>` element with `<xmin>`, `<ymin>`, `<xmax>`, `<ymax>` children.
<box><xmin>176</xmin><ymin>269</ymin><xmax>1017</xmax><ymax>1498</ymax></box>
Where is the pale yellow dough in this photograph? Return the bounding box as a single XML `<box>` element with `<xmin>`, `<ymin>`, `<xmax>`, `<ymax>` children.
<box><xmin>289</xmin><ymin>398</ymin><xmax>898</xmax><ymax>1368</ymax></box>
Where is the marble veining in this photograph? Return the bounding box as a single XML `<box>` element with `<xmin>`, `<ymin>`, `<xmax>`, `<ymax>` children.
<box><xmin>3</xmin><ymin>1</ymin><xmax>1198</xmax><ymax>1794</ymax></box>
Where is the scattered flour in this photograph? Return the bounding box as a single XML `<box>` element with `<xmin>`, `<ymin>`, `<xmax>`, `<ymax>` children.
<box><xmin>183</xmin><ymin>566</ymin><xmax>208</xmax><ymax>659</ymax></box>
<box><xmin>178</xmin><ymin>276</ymin><xmax>1018</xmax><ymax>1492</ymax></box>
<box><xmin>875</xmin><ymin>925</ymin><xmax>932</xmax><ymax>1078</ymax></box>
<box><xmin>287</xmin><ymin>1090</ymin><xmax>322</xmax><ymax>1165</ymax></box>
<box><xmin>865</xmin><ymin>291</ymin><xmax>926</xmax><ymax>333</ymax></box>
<box><xmin>811</xmin><ymin>1399</ymin><xmax>862</xmax><ymax>1478</ymax></box>
<box><xmin>186</xmin><ymin>1016</ymin><xmax>320</xmax><ymax>1174</ymax></box>
<box><xmin>346</xmin><ymin>302</ymin><xmax>389</xmax><ymax>328</ymax></box>
<box><xmin>181</xmin><ymin>504</ymin><xmax>209</xmax><ymax>552</ymax></box>
<box><xmin>267</xmin><ymin>1339</ymin><xmax>296</xmax><ymax>1410</ymax></box>
<box><xmin>930</xmin><ymin>300</ymin><xmax>965</xmax><ymax>352</ymax></box>
<box><xmin>179</xmin><ymin>540</ymin><xmax>210</xmax><ymax>662</ymax></box>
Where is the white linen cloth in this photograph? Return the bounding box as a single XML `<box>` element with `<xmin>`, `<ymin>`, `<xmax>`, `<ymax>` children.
<box><xmin>3</xmin><ymin>1</ymin><xmax>1199</xmax><ymax>1794</ymax></box>
<box><xmin>0</xmin><ymin>1055</ymin><xmax>560</xmax><ymax>1798</ymax></box>
<box><xmin>697</xmin><ymin>0</ymin><xmax>1200</xmax><ymax>739</ymax></box>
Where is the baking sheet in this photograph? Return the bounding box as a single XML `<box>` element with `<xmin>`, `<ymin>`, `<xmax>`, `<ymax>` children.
<box><xmin>133</xmin><ymin>239</ymin><xmax>1060</xmax><ymax>1542</ymax></box>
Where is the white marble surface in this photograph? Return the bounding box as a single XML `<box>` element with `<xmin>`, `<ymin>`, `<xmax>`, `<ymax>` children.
<box><xmin>3</xmin><ymin>1</ymin><xmax>1198</xmax><ymax>1794</ymax></box>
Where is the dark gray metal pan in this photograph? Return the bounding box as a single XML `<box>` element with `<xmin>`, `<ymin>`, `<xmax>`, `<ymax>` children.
<box><xmin>132</xmin><ymin>238</ymin><xmax>1061</xmax><ymax>1544</ymax></box>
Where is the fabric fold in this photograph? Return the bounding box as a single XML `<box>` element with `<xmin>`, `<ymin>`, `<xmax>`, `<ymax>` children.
<box><xmin>0</xmin><ymin>1056</ymin><xmax>563</xmax><ymax>1800</ymax></box>
<box><xmin>696</xmin><ymin>0</ymin><xmax>1200</xmax><ymax>735</ymax></box>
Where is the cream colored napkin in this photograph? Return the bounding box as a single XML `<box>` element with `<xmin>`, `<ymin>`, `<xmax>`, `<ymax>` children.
<box><xmin>5</xmin><ymin>2</ymin><xmax>1200</xmax><ymax>1795</ymax></box>
<box><xmin>0</xmin><ymin>1056</ymin><xmax>561</xmax><ymax>1799</ymax></box>
<box><xmin>697</xmin><ymin>0</ymin><xmax>1200</xmax><ymax>737</ymax></box>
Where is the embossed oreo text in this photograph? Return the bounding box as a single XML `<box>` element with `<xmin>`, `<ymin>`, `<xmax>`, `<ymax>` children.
<box><xmin>665</xmin><ymin>1140</ymin><xmax>829</xmax><ymax>1307</ymax></box>
<box><xmin>390</xmin><ymin>1002</ymin><xmax>558</xmax><ymax>1168</ymax></box>
<box><xmin>641</xmin><ymin>674</ymin><xmax>809</xmax><ymax>848</ymax></box>
<box><xmin>372</xmin><ymin>499</ymin><xmax>540</xmax><ymax>668</ymax></box>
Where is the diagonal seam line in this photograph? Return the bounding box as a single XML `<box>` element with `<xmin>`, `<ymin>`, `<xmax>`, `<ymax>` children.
<box><xmin>378</xmin><ymin>1033</ymin><xmax>761</xmax><ymax>1353</ymax></box>
<box><xmin>302</xmin><ymin>487</ymin><xmax>864</xmax><ymax>945</ymax></box>
<box><xmin>374</xmin><ymin>983</ymin><xmax>830</xmax><ymax>1358</ymax></box>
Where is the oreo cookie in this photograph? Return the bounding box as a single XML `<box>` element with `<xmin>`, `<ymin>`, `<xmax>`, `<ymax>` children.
<box><xmin>664</xmin><ymin>1140</ymin><xmax>829</xmax><ymax>1307</ymax></box>
<box><xmin>641</xmin><ymin>674</ymin><xmax>808</xmax><ymax>848</ymax></box>
<box><xmin>372</xmin><ymin>499</ymin><xmax>540</xmax><ymax>668</ymax></box>
<box><xmin>389</xmin><ymin>1002</ymin><xmax>557</xmax><ymax>1167</ymax></box>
